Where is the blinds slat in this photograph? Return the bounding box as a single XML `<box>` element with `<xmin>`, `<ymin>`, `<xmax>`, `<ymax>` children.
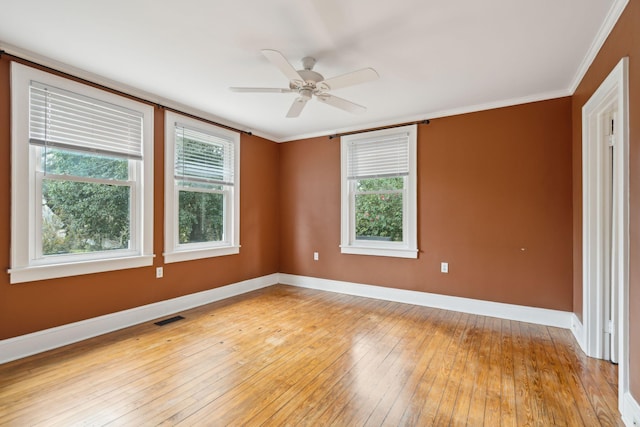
<box><xmin>29</xmin><ymin>81</ymin><xmax>144</xmax><ymax>159</ymax></box>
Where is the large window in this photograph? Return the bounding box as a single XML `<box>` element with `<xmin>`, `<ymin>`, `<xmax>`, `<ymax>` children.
<box><xmin>164</xmin><ymin>111</ymin><xmax>240</xmax><ymax>263</ymax></box>
<box><xmin>10</xmin><ymin>63</ymin><xmax>154</xmax><ymax>283</ymax></box>
<box><xmin>341</xmin><ymin>124</ymin><xmax>418</xmax><ymax>258</ymax></box>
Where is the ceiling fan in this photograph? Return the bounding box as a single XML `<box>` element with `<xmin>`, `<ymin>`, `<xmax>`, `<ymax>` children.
<box><xmin>230</xmin><ymin>49</ymin><xmax>379</xmax><ymax>118</ymax></box>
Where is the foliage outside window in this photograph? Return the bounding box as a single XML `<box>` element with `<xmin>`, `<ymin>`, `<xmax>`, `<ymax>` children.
<box><xmin>10</xmin><ymin>63</ymin><xmax>154</xmax><ymax>284</ymax></box>
<box><xmin>355</xmin><ymin>177</ymin><xmax>404</xmax><ymax>242</ymax></box>
<box><xmin>41</xmin><ymin>149</ymin><xmax>131</xmax><ymax>256</ymax></box>
<box><xmin>164</xmin><ymin>111</ymin><xmax>240</xmax><ymax>263</ymax></box>
<box><xmin>340</xmin><ymin>124</ymin><xmax>418</xmax><ymax>258</ymax></box>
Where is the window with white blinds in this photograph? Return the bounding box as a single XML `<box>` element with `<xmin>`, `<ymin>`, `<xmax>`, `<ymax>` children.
<box><xmin>165</xmin><ymin>111</ymin><xmax>240</xmax><ymax>263</ymax></box>
<box><xmin>29</xmin><ymin>81</ymin><xmax>144</xmax><ymax>160</ymax></box>
<box><xmin>340</xmin><ymin>124</ymin><xmax>418</xmax><ymax>259</ymax></box>
<box><xmin>10</xmin><ymin>62</ymin><xmax>155</xmax><ymax>284</ymax></box>
<box><xmin>174</xmin><ymin>124</ymin><xmax>235</xmax><ymax>187</ymax></box>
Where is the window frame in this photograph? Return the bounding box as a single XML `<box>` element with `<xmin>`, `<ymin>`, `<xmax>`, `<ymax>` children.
<box><xmin>9</xmin><ymin>62</ymin><xmax>155</xmax><ymax>284</ymax></box>
<box><xmin>163</xmin><ymin>111</ymin><xmax>240</xmax><ymax>263</ymax></box>
<box><xmin>340</xmin><ymin>124</ymin><xmax>418</xmax><ymax>258</ymax></box>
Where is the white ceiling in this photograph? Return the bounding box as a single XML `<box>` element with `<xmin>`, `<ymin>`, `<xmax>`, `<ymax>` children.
<box><xmin>0</xmin><ymin>0</ymin><xmax>622</xmax><ymax>142</ymax></box>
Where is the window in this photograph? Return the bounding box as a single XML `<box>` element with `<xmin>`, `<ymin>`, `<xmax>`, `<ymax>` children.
<box><xmin>340</xmin><ymin>124</ymin><xmax>417</xmax><ymax>258</ymax></box>
<box><xmin>9</xmin><ymin>63</ymin><xmax>154</xmax><ymax>283</ymax></box>
<box><xmin>164</xmin><ymin>111</ymin><xmax>240</xmax><ymax>263</ymax></box>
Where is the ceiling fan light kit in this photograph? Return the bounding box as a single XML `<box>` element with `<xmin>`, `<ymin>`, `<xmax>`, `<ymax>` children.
<box><xmin>230</xmin><ymin>49</ymin><xmax>379</xmax><ymax>118</ymax></box>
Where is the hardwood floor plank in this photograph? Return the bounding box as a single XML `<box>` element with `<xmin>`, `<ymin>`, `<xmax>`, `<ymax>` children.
<box><xmin>547</xmin><ymin>326</ymin><xmax>624</xmax><ymax>427</ymax></box>
<box><xmin>432</xmin><ymin>313</ymin><xmax>482</xmax><ymax>425</ymax></box>
<box><xmin>257</xmin><ymin>302</ymin><xmax>413</xmax><ymax>426</ymax></box>
<box><xmin>173</xmin><ymin>297</ymin><xmax>395</xmax><ymax>426</ymax></box>
<box><xmin>519</xmin><ymin>321</ymin><xmax>555</xmax><ymax>424</ymax></box>
<box><xmin>244</xmin><ymin>300</ymin><xmax>400</xmax><ymax>426</ymax></box>
<box><xmin>0</xmin><ymin>285</ymin><xmax>624</xmax><ymax>426</ymax></box>
<box><xmin>499</xmin><ymin>318</ymin><xmax>518</xmax><ymax>427</ymax></box>
<box><xmin>511</xmin><ymin>320</ymin><xmax>537</xmax><ymax>426</ymax></box>
<box><xmin>365</xmin><ymin>308</ymin><xmax>456</xmax><ymax>426</ymax></box>
<box><xmin>464</xmin><ymin>315</ymin><xmax>492</xmax><ymax>426</ymax></box>
<box><xmin>411</xmin><ymin>312</ymin><xmax>473</xmax><ymax>425</ymax></box>
<box><xmin>260</xmin><ymin>304</ymin><xmax>419</xmax><ymax>426</ymax></box>
<box><xmin>527</xmin><ymin>322</ymin><xmax>582</xmax><ymax>426</ymax></box>
<box><xmin>479</xmin><ymin>316</ymin><xmax>502</xmax><ymax>426</ymax></box>
<box><xmin>331</xmin><ymin>306</ymin><xmax>438</xmax><ymax>426</ymax></box>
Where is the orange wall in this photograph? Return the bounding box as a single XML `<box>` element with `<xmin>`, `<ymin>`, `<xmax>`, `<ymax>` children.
<box><xmin>571</xmin><ymin>0</ymin><xmax>640</xmax><ymax>400</ymax></box>
<box><xmin>0</xmin><ymin>56</ymin><xmax>280</xmax><ymax>340</ymax></box>
<box><xmin>279</xmin><ymin>98</ymin><xmax>573</xmax><ymax>311</ymax></box>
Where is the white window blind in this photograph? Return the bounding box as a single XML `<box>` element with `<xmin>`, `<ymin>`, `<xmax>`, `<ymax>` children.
<box><xmin>346</xmin><ymin>131</ymin><xmax>410</xmax><ymax>179</ymax></box>
<box><xmin>174</xmin><ymin>124</ymin><xmax>235</xmax><ymax>187</ymax></box>
<box><xmin>29</xmin><ymin>81</ymin><xmax>144</xmax><ymax>160</ymax></box>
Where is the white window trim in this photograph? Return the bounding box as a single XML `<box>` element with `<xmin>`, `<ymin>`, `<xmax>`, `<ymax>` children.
<box><xmin>340</xmin><ymin>124</ymin><xmax>418</xmax><ymax>259</ymax></box>
<box><xmin>9</xmin><ymin>63</ymin><xmax>154</xmax><ymax>284</ymax></box>
<box><xmin>163</xmin><ymin>111</ymin><xmax>240</xmax><ymax>263</ymax></box>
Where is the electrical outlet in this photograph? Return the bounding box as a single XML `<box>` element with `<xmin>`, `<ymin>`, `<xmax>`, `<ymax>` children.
<box><xmin>313</xmin><ymin>252</ymin><xmax>319</xmax><ymax>261</ymax></box>
<box><xmin>156</xmin><ymin>267</ymin><xmax>163</xmax><ymax>278</ymax></box>
<box><xmin>441</xmin><ymin>262</ymin><xmax>449</xmax><ymax>273</ymax></box>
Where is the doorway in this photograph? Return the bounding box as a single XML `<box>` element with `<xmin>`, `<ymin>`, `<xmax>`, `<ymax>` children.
<box><xmin>581</xmin><ymin>57</ymin><xmax>629</xmax><ymax>412</ymax></box>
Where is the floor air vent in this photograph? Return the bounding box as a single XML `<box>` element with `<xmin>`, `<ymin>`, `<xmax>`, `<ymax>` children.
<box><xmin>154</xmin><ymin>315</ymin><xmax>185</xmax><ymax>326</ymax></box>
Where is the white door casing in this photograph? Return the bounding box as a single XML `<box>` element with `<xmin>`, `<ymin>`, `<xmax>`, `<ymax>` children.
<box><xmin>581</xmin><ymin>57</ymin><xmax>629</xmax><ymax>413</ymax></box>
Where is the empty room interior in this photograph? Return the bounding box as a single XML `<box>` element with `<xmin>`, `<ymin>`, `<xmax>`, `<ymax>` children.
<box><xmin>0</xmin><ymin>0</ymin><xmax>639</xmax><ymax>425</ymax></box>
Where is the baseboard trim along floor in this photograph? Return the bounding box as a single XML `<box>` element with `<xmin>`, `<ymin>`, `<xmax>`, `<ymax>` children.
<box><xmin>0</xmin><ymin>273</ymin><xmax>577</xmax><ymax>364</ymax></box>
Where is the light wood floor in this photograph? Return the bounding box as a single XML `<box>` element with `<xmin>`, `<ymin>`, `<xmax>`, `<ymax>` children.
<box><xmin>0</xmin><ymin>285</ymin><xmax>622</xmax><ymax>426</ymax></box>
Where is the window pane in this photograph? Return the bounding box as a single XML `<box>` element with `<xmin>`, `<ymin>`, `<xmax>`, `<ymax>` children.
<box><xmin>355</xmin><ymin>192</ymin><xmax>403</xmax><ymax>242</ymax></box>
<box><xmin>41</xmin><ymin>147</ymin><xmax>129</xmax><ymax>180</ymax></box>
<box><xmin>356</xmin><ymin>176</ymin><xmax>404</xmax><ymax>192</ymax></box>
<box><xmin>178</xmin><ymin>190</ymin><xmax>224</xmax><ymax>244</ymax></box>
<box><xmin>42</xmin><ymin>180</ymin><xmax>130</xmax><ymax>255</ymax></box>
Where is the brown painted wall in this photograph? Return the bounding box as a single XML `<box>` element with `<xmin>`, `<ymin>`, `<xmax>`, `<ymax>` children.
<box><xmin>571</xmin><ymin>0</ymin><xmax>640</xmax><ymax>401</ymax></box>
<box><xmin>0</xmin><ymin>57</ymin><xmax>280</xmax><ymax>340</ymax></box>
<box><xmin>280</xmin><ymin>98</ymin><xmax>573</xmax><ymax>311</ymax></box>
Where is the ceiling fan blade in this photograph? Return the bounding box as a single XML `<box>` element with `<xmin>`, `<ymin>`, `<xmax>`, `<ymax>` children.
<box><xmin>261</xmin><ymin>49</ymin><xmax>305</xmax><ymax>84</ymax></box>
<box><xmin>317</xmin><ymin>68</ymin><xmax>379</xmax><ymax>91</ymax></box>
<box><xmin>316</xmin><ymin>94</ymin><xmax>366</xmax><ymax>114</ymax></box>
<box><xmin>286</xmin><ymin>97</ymin><xmax>309</xmax><ymax>118</ymax></box>
<box><xmin>230</xmin><ymin>87</ymin><xmax>293</xmax><ymax>93</ymax></box>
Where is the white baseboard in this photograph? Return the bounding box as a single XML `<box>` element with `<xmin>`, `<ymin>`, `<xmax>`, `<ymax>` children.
<box><xmin>279</xmin><ymin>274</ymin><xmax>572</xmax><ymax>329</ymax></box>
<box><xmin>0</xmin><ymin>272</ymin><xmax>578</xmax><ymax>365</ymax></box>
<box><xmin>0</xmin><ymin>273</ymin><xmax>278</xmax><ymax>364</ymax></box>
<box><xmin>570</xmin><ymin>312</ymin><xmax>587</xmax><ymax>353</ymax></box>
<box><xmin>623</xmin><ymin>392</ymin><xmax>640</xmax><ymax>426</ymax></box>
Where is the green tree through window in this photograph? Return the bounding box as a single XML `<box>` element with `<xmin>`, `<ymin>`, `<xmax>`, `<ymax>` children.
<box><xmin>41</xmin><ymin>149</ymin><xmax>130</xmax><ymax>255</ymax></box>
<box><xmin>354</xmin><ymin>177</ymin><xmax>404</xmax><ymax>241</ymax></box>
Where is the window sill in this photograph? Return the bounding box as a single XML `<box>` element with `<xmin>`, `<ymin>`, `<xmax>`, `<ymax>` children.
<box><xmin>340</xmin><ymin>245</ymin><xmax>418</xmax><ymax>259</ymax></box>
<box><xmin>9</xmin><ymin>254</ymin><xmax>155</xmax><ymax>284</ymax></box>
<box><xmin>163</xmin><ymin>246</ymin><xmax>240</xmax><ymax>264</ymax></box>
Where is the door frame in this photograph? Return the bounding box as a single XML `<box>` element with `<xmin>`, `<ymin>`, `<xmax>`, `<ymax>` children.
<box><xmin>581</xmin><ymin>57</ymin><xmax>629</xmax><ymax>412</ymax></box>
